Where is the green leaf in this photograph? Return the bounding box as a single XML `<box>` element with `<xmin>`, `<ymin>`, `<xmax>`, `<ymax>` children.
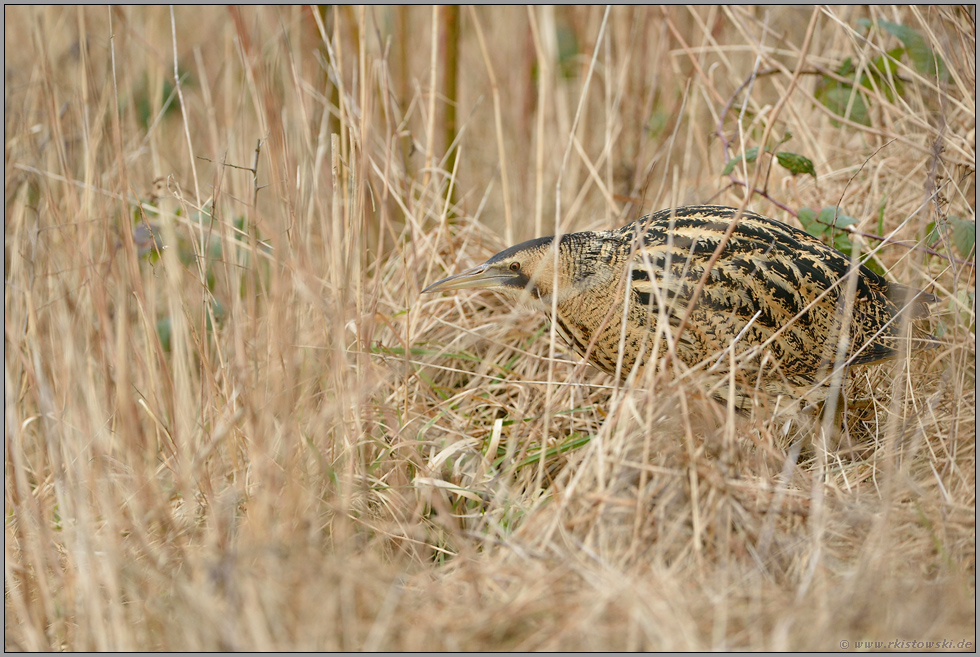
<box><xmin>863</xmin><ymin>257</ymin><xmax>886</xmax><ymax>276</ymax></box>
<box><xmin>816</xmin><ymin>84</ymin><xmax>871</xmax><ymax>126</ymax></box>
<box><xmin>876</xmin><ymin>20</ymin><xmax>950</xmax><ymax>82</ymax></box>
<box><xmin>833</xmin><ymin>233</ymin><xmax>855</xmax><ymax>257</ymax></box>
<box><xmin>741</xmin><ymin>146</ymin><xmax>761</xmax><ymax>163</ymax></box>
<box><xmin>156</xmin><ymin>316</ymin><xmax>172</xmax><ymax>352</ymax></box>
<box><xmin>836</xmin><ymin>56</ymin><xmax>857</xmax><ymax>78</ymax></box>
<box><xmin>927</xmin><ymin>216</ymin><xmax>976</xmax><ymax>259</ymax></box>
<box><xmin>817</xmin><ymin>206</ymin><xmax>838</xmax><ymax>225</ymax></box>
<box><xmin>877</xmin><ymin>20</ymin><xmax>920</xmax><ymax>47</ymax></box>
<box><xmin>645</xmin><ymin>108</ymin><xmax>669</xmax><ymax>138</ymax></box>
<box><xmin>206</xmin><ymin>300</ymin><xmax>227</xmax><ymax>332</ymax></box>
<box><xmin>775</xmin><ymin>151</ymin><xmax>816</xmax><ymax>178</ymax></box>
<box><xmin>818</xmin><ymin>206</ymin><xmax>858</xmax><ymax>229</ymax></box>
<box><xmin>556</xmin><ymin>23</ymin><xmax>579</xmax><ymax>80</ymax></box>
<box><xmin>514</xmin><ymin>432</ymin><xmax>592</xmax><ymax>469</ymax></box>
<box><xmin>721</xmin><ymin>146</ymin><xmax>760</xmax><ymax>175</ymax></box>
<box><xmin>863</xmin><ymin>49</ymin><xmax>906</xmax><ymax>101</ymax></box>
<box><xmin>798</xmin><ymin>207</ymin><xmax>824</xmax><ymax>237</ymax></box>
<box><xmin>950</xmin><ymin>217</ymin><xmax>976</xmax><ymax>259</ymax></box>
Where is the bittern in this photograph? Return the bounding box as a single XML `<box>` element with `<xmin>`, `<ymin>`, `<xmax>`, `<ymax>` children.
<box><xmin>423</xmin><ymin>205</ymin><xmax>935</xmax><ymax>408</ymax></box>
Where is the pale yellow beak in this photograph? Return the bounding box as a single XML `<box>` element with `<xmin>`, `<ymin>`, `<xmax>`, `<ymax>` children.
<box><xmin>422</xmin><ymin>262</ymin><xmax>521</xmax><ymax>293</ymax></box>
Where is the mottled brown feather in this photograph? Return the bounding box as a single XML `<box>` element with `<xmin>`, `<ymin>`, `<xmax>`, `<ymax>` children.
<box><xmin>424</xmin><ymin>206</ymin><xmax>936</xmax><ymax>407</ymax></box>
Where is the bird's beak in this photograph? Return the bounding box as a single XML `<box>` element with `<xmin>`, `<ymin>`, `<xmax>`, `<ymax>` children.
<box><xmin>422</xmin><ymin>262</ymin><xmax>518</xmax><ymax>293</ymax></box>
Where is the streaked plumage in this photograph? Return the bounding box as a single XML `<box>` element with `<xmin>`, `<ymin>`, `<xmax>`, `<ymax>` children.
<box><xmin>423</xmin><ymin>205</ymin><xmax>935</xmax><ymax>408</ymax></box>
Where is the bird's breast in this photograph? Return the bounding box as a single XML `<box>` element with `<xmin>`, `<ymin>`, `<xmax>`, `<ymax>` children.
<box><xmin>550</xmin><ymin>287</ymin><xmax>651</xmax><ymax>375</ymax></box>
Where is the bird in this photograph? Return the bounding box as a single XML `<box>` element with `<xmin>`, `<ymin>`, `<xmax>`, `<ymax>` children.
<box><xmin>422</xmin><ymin>205</ymin><xmax>935</xmax><ymax>410</ymax></box>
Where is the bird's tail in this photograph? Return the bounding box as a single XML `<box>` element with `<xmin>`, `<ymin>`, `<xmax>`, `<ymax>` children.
<box><xmin>886</xmin><ymin>282</ymin><xmax>941</xmax><ymax>350</ymax></box>
<box><xmin>886</xmin><ymin>282</ymin><xmax>937</xmax><ymax>319</ymax></box>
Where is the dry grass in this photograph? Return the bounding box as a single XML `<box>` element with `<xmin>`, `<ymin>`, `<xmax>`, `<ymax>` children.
<box><xmin>4</xmin><ymin>5</ymin><xmax>975</xmax><ymax>651</ymax></box>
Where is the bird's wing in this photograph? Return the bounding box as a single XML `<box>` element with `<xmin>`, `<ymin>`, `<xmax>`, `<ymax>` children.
<box><xmin>620</xmin><ymin>208</ymin><xmax>919</xmax><ymax>378</ymax></box>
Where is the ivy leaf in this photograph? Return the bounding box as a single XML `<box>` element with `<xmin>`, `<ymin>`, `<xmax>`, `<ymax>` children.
<box><xmin>862</xmin><ymin>48</ymin><xmax>906</xmax><ymax>102</ymax></box>
<box><xmin>833</xmin><ymin>232</ymin><xmax>855</xmax><ymax>257</ymax></box>
<box><xmin>556</xmin><ymin>23</ymin><xmax>580</xmax><ymax>80</ymax></box>
<box><xmin>800</xmin><ymin>206</ymin><xmax>861</xmax><ymax>255</ymax></box>
<box><xmin>721</xmin><ymin>146</ymin><xmax>760</xmax><ymax>175</ymax></box>
<box><xmin>817</xmin><ymin>206</ymin><xmax>838</xmax><ymax>226</ymax></box>
<box><xmin>950</xmin><ymin>217</ymin><xmax>976</xmax><ymax>259</ymax></box>
<box><xmin>817</xmin><ymin>206</ymin><xmax>858</xmax><ymax>229</ymax></box>
<box><xmin>928</xmin><ymin>217</ymin><xmax>976</xmax><ymax>259</ymax></box>
<box><xmin>862</xmin><ymin>257</ymin><xmax>885</xmax><ymax>276</ymax></box>
<box><xmin>156</xmin><ymin>317</ymin><xmax>172</xmax><ymax>352</ymax></box>
<box><xmin>816</xmin><ymin>84</ymin><xmax>871</xmax><ymax>126</ymax></box>
<box><xmin>775</xmin><ymin>152</ymin><xmax>816</xmax><ymax>178</ymax></box>
<box><xmin>876</xmin><ymin>20</ymin><xmax>950</xmax><ymax>82</ymax></box>
<box><xmin>798</xmin><ymin>207</ymin><xmax>824</xmax><ymax>237</ymax></box>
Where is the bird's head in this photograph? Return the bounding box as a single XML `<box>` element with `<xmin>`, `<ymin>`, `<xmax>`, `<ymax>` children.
<box><xmin>422</xmin><ymin>232</ymin><xmax>620</xmax><ymax>310</ymax></box>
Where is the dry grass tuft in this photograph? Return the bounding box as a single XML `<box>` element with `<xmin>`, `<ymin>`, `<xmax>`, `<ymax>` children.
<box><xmin>5</xmin><ymin>5</ymin><xmax>975</xmax><ymax>651</ymax></box>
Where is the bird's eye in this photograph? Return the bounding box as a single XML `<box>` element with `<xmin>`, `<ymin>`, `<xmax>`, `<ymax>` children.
<box><xmin>509</xmin><ymin>262</ymin><xmax>521</xmax><ymax>272</ymax></box>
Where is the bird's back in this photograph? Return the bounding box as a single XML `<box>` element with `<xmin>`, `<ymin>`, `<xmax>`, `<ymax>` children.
<box><xmin>559</xmin><ymin>206</ymin><xmax>934</xmax><ymax>402</ymax></box>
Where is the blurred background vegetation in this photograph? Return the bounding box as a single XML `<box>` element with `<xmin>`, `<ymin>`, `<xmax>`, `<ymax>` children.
<box><xmin>4</xmin><ymin>5</ymin><xmax>975</xmax><ymax>650</ymax></box>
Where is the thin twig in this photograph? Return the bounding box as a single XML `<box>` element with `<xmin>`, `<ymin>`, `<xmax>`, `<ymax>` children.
<box><xmin>671</xmin><ymin>7</ymin><xmax>822</xmax><ymax>365</ymax></box>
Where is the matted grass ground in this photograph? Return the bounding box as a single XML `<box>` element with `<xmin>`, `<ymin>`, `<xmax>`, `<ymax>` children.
<box><xmin>5</xmin><ymin>5</ymin><xmax>975</xmax><ymax>651</ymax></box>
